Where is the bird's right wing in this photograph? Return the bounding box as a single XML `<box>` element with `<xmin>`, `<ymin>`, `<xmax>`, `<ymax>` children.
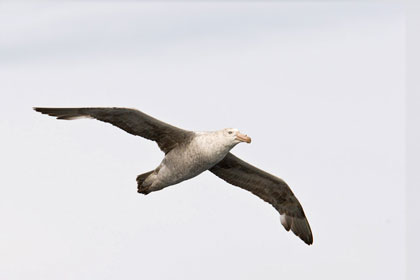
<box><xmin>33</xmin><ymin>107</ymin><xmax>194</xmax><ymax>154</ymax></box>
<box><xmin>210</xmin><ymin>152</ymin><xmax>313</xmax><ymax>245</ymax></box>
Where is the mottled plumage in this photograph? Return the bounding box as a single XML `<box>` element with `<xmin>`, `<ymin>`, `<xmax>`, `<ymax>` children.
<box><xmin>210</xmin><ymin>153</ymin><xmax>312</xmax><ymax>244</ymax></box>
<box><xmin>34</xmin><ymin>107</ymin><xmax>313</xmax><ymax>245</ymax></box>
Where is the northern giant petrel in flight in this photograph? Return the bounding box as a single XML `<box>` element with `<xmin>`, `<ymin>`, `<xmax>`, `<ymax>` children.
<box><xmin>34</xmin><ymin>107</ymin><xmax>313</xmax><ymax>245</ymax></box>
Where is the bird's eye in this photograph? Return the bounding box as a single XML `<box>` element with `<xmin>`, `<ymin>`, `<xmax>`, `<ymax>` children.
<box><xmin>228</xmin><ymin>131</ymin><xmax>233</xmax><ymax>134</ymax></box>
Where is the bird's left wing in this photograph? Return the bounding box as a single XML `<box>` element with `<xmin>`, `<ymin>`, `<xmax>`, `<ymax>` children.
<box><xmin>209</xmin><ymin>152</ymin><xmax>313</xmax><ymax>245</ymax></box>
<box><xmin>33</xmin><ymin>107</ymin><xmax>194</xmax><ymax>154</ymax></box>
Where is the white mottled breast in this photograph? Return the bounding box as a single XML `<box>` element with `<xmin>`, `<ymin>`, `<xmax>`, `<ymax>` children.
<box><xmin>188</xmin><ymin>132</ymin><xmax>232</xmax><ymax>164</ymax></box>
<box><xmin>154</xmin><ymin>131</ymin><xmax>233</xmax><ymax>187</ymax></box>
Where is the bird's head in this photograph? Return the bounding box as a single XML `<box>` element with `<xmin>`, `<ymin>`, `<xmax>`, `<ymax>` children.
<box><xmin>222</xmin><ymin>128</ymin><xmax>251</xmax><ymax>146</ymax></box>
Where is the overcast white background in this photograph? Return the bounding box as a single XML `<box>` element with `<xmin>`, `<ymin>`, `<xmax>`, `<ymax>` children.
<box><xmin>0</xmin><ymin>2</ymin><xmax>405</xmax><ymax>280</ymax></box>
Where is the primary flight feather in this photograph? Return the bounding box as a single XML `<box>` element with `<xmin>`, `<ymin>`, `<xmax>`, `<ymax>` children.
<box><xmin>34</xmin><ymin>107</ymin><xmax>313</xmax><ymax>245</ymax></box>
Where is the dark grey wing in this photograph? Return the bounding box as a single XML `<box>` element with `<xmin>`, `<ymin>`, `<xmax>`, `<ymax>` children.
<box><xmin>210</xmin><ymin>152</ymin><xmax>313</xmax><ymax>245</ymax></box>
<box><xmin>33</xmin><ymin>107</ymin><xmax>194</xmax><ymax>154</ymax></box>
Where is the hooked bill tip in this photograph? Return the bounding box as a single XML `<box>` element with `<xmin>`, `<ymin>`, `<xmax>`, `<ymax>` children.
<box><xmin>236</xmin><ymin>133</ymin><xmax>251</xmax><ymax>143</ymax></box>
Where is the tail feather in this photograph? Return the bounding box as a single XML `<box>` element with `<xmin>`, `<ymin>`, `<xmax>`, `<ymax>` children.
<box><xmin>136</xmin><ymin>171</ymin><xmax>154</xmax><ymax>194</ymax></box>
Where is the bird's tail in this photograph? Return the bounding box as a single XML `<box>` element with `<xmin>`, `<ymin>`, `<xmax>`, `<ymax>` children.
<box><xmin>136</xmin><ymin>171</ymin><xmax>154</xmax><ymax>194</ymax></box>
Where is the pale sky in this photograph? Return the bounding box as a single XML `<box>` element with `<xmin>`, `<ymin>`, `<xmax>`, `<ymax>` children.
<box><xmin>0</xmin><ymin>2</ymin><xmax>405</xmax><ymax>280</ymax></box>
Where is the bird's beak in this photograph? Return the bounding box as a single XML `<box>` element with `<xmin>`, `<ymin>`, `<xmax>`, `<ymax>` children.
<box><xmin>236</xmin><ymin>132</ymin><xmax>251</xmax><ymax>143</ymax></box>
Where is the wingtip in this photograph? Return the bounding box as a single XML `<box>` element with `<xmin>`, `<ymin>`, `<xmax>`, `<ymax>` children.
<box><xmin>33</xmin><ymin>107</ymin><xmax>52</xmax><ymax>116</ymax></box>
<box><xmin>280</xmin><ymin>214</ymin><xmax>313</xmax><ymax>246</ymax></box>
<box><xmin>32</xmin><ymin>107</ymin><xmax>87</xmax><ymax>120</ymax></box>
<box><xmin>301</xmin><ymin>232</ymin><xmax>314</xmax><ymax>246</ymax></box>
<box><xmin>33</xmin><ymin>107</ymin><xmax>50</xmax><ymax>114</ymax></box>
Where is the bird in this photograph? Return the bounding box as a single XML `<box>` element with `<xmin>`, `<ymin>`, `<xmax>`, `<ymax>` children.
<box><xmin>34</xmin><ymin>107</ymin><xmax>313</xmax><ymax>245</ymax></box>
